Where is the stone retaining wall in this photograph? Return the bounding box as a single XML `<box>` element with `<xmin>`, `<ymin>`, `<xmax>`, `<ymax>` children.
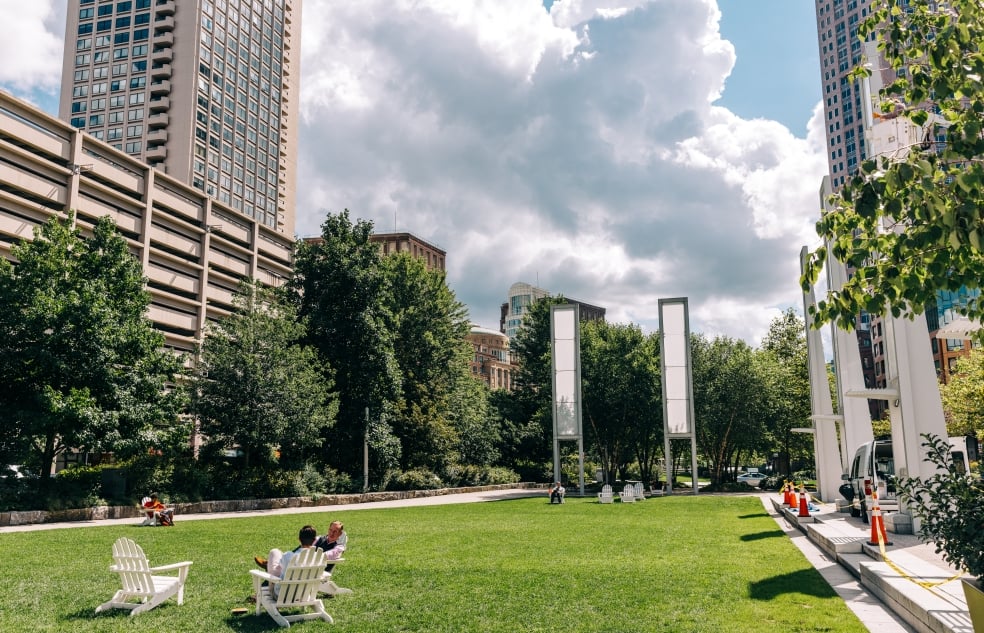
<box><xmin>0</xmin><ymin>482</ymin><xmax>540</xmax><ymax>527</ymax></box>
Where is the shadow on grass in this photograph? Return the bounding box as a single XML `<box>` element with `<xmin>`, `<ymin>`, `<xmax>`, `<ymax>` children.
<box><xmin>748</xmin><ymin>568</ymin><xmax>839</xmax><ymax>600</ymax></box>
<box><xmin>740</xmin><ymin>529</ymin><xmax>786</xmax><ymax>542</ymax></box>
<box><xmin>225</xmin><ymin>613</ymin><xmax>281</xmax><ymax>631</ymax></box>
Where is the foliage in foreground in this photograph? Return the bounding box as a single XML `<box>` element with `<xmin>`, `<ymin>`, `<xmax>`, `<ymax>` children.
<box><xmin>0</xmin><ymin>496</ymin><xmax>868</xmax><ymax>633</ymax></box>
<box><xmin>898</xmin><ymin>433</ymin><xmax>984</xmax><ymax>580</ymax></box>
<box><xmin>802</xmin><ymin>0</ymin><xmax>984</xmax><ymax>329</ymax></box>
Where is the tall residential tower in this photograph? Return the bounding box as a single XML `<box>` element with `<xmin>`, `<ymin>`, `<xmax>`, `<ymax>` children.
<box><xmin>59</xmin><ymin>0</ymin><xmax>301</xmax><ymax>235</ymax></box>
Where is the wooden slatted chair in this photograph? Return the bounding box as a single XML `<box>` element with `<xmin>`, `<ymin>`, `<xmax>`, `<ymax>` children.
<box><xmin>633</xmin><ymin>482</ymin><xmax>646</xmax><ymax>500</ymax></box>
<box><xmin>95</xmin><ymin>537</ymin><xmax>192</xmax><ymax>616</ymax></box>
<box><xmin>597</xmin><ymin>484</ymin><xmax>614</xmax><ymax>504</ymax></box>
<box><xmin>620</xmin><ymin>484</ymin><xmax>636</xmax><ymax>503</ymax></box>
<box><xmin>250</xmin><ymin>548</ymin><xmax>333</xmax><ymax>628</ymax></box>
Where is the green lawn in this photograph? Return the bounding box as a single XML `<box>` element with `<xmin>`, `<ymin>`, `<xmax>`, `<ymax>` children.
<box><xmin>0</xmin><ymin>495</ymin><xmax>868</xmax><ymax>632</ymax></box>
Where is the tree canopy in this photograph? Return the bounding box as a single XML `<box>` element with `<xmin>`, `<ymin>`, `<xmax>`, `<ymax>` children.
<box><xmin>802</xmin><ymin>0</ymin><xmax>984</xmax><ymax>330</ymax></box>
<box><xmin>692</xmin><ymin>334</ymin><xmax>770</xmax><ymax>484</ymax></box>
<box><xmin>290</xmin><ymin>210</ymin><xmax>401</xmax><ymax>476</ymax></box>
<box><xmin>0</xmin><ymin>213</ymin><xmax>182</xmax><ymax>496</ymax></box>
<box><xmin>939</xmin><ymin>348</ymin><xmax>984</xmax><ymax>439</ymax></box>
<box><xmin>581</xmin><ymin>320</ymin><xmax>662</xmax><ymax>483</ymax></box>
<box><xmin>191</xmin><ymin>280</ymin><xmax>337</xmax><ymax>469</ymax></box>
<box><xmin>379</xmin><ymin>252</ymin><xmax>473</xmax><ymax>473</ymax></box>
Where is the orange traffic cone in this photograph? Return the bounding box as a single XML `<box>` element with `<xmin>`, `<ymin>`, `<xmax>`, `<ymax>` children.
<box><xmin>783</xmin><ymin>481</ymin><xmax>792</xmax><ymax>506</ymax></box>
<box><xmin>798</xmin><ymin>483</ymin><xmax>811</xmax><ymax>518</ymax></box>
<box><xmin>868</xmin><ymin>490</ymin><xmax>893</xmax><ymax>546</ymax></box>
<box><xmin>789</xmin><ymin>484</ymin><xmax>798</xmax><ymax>509</ymax></box>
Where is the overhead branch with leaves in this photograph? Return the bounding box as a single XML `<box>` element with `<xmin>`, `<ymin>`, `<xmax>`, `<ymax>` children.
<box><xmin>801</xmin><ymin>0</ymin><xmax>984</xmax><ymax>330</ymax></box>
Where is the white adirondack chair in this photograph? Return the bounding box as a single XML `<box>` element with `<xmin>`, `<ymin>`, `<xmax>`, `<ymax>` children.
<box><xmin>633</xmin><ymin>482</ymin><xmax>646</xmax><ymax>500</ymax></box>
<box><xmin>597</xmin><ymin>484</ymin><xmax>614</xmax><ymax>504</ymax></box>
<box><xmin>620</xmin><ymin>484</ymin><xmax>636</xmax><ymax>503</ymax></box>
<box><xmin>319</xmin><ymin>558</ymin><xmax>353</xmax><ymax>596</ymax></box>
<box><xmin>95</xmin><ymin>537</ymin><xmax>192</xmax><ymax>616</ymax></box>
<box><xmin>650</xmin><ymin>482</ymin><xmax>666</xmax><ymax>497</ymax></box>
<box><xmin>139</xmin><ymin>496</ymin><xmax>157</xmax><ymax>526</ymax></box>
<box><xmin>250</xmin><ymin>548</ymin><xmax>333</xmax><ymax>627</ymax></box>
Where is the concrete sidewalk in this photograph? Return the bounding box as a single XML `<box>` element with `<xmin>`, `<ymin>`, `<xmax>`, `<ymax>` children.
<box><xmin>0</xmin><ymin>487</ymin><xmax>545</xmax><ymax>533</ymax></box>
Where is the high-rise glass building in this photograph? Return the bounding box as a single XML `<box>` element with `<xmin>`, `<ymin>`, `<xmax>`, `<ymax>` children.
<box><xmin>59</xmin><ymin>0</ymin><xmax>301</xmax><ymax>235</ymax></box>
<box><xmin>815</xmin><ymin>0</ymin><xmax>874</xmax><ymax>191</ymax></box>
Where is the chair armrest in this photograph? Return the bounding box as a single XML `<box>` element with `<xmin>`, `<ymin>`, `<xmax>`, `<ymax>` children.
<box><xmin>249</xmin><ymin>568</ymin><xmax>281</xmax><ymax>595</ymax></box>
<box><xmin>250</xmin><ymin>569</ymin><xmax>279</xmax><ymax>584</ymax></box>
<box><xmin>149</xmin><ymin>561</ymin><xmax>193</xmax><ymax>573</ymax></box>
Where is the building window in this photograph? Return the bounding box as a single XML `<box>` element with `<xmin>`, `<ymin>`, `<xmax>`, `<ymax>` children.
<box><xmin>124</xmin><ymin>141</ymin><xmax>142</xmax><ymax>153</ymax></box>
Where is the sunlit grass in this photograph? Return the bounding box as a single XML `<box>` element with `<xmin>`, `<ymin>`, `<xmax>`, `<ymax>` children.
<box><xmin>0</xmin><ymin>495</ymin><xmax>867</xmax><ymax>632</ymax></box>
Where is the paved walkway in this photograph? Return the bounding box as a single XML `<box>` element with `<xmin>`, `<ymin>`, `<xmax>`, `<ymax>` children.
<box><xmin>0</xmin><ymin>487</ymin><xmax>544</xmax><ymax>533</ymax></box>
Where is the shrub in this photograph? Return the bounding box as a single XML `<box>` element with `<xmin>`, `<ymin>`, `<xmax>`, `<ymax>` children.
<box><xmin>386</xmin><ymin>468</ymin><xmax>443</xmax><ymax>491</ymax></box>
<box><xmin>446</xmin><ymin>465</ymin><xmax>520</xmax><ymax>487</ymax></box>
<box><xmin>47</xmin><ymin>465</ymin><xmax>104</xmax><ymax>509</ymax></box>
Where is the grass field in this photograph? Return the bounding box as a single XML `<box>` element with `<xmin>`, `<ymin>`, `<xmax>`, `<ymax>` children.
<box><xmin>0</xmin><ymin>494</ymin><xmax>869</xmax><ymax>632</ymax></box>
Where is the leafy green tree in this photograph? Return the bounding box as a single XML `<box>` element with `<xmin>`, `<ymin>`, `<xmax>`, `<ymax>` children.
<box><xmin>802</xmin><ymin>0</ymin><xmax>984</xmax><ymax>329</ymax></box>
<box><xmin>0</xmin><ymin>213</ymin><xmax>183</xmax><ymax>497</ymax></box>
<box><xmin>448</xmin><ymin>371</ymin><xmax>500</xmax><ymax>468</ymax></box>
<box><xmin>379</xmin><ymin>252</ymin><xmax>473</xmax><ymax>473</ymax></box>
<box><xmin>940</xmin><ymin>348</ymin><xmax>984</xmax><ymax>439</ymax></box>
<box><xmin>759</xmin><ymin>309</ymin><xmax>814</xmax><ymax>473</ymax></box>
<box><xmin>290</xmin><ymin>211</ymin><xmax>401</xmax><ymax>476</ymax></box>
<box><xmin>581</xmin><ymin>321</ymin><xmax>662</xmax><ymax>483</ymax></box>
<box><xmin>191</xmin><ymin>280</ymin><xmax>336</xmax><ymax>469</ymax></box>
<box><xmin>692</xmin><ymin>334</ymin><xmax>770</xmax><ymax>484</ymax></box>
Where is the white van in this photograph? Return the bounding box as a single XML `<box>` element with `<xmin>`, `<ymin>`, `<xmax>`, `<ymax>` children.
<box><xmin>840</xmin><ymin>437</ymin><xmax>975</xmax><ymax>518</ymax></box>
<box><xmin>840</xmin><ymin>439</ymin><xmax>897</xmax><ymax>518</ymax></box>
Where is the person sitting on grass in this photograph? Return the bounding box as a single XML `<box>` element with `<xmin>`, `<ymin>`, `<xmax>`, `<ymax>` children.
<box><xmin>549</xmin><ymin>482</ymin><xmax>565</xmax><ymax>504</ymax></box>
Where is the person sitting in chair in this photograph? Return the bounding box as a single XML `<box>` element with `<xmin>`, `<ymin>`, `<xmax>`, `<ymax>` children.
<box><xmin>142</xmin><ymin>493</ymin><xmax>174</xmax><ymax>526</ymax></box>
<box><xmin>315</xmin><ymin>520</ymin><xmax>347</xmax><ymax>573</ymax></box>
<box><xmin>549</xmin><ymin>482</ymin><xmax>565</xmax><ymax>504</ymax></box>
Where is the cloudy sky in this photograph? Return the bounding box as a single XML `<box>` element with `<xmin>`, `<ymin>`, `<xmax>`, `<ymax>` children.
<box><xmin>0</xmin><ymin>0</ymin><xmax>828</xmax><ymax>346</ymax></box>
